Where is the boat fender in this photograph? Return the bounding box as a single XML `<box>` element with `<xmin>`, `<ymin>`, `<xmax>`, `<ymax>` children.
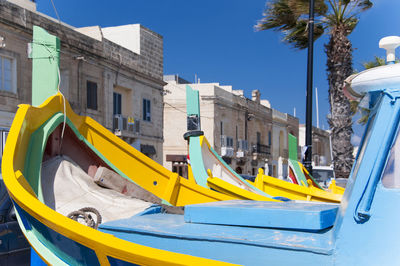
<box><xmin>183</xmin><ymin>130</ymin><xmax>204</xmax><ymax>140</ymax></box>
<box><xmin>67</xmin><ymin>207</ymin><xmax>102</xmax><ymax>229</ymax></box>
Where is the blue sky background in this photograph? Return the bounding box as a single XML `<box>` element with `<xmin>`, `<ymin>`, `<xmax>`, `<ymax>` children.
<box><xmin>37</xmin><ymin>0</ymin><xmax>400</xmax><ymax>144</ymax></box>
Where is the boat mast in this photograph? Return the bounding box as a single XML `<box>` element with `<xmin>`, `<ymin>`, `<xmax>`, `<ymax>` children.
<box><xmin>304</xmin><ymin>0</ymin><xmax>315</xmax><ymax>174</ymax></box>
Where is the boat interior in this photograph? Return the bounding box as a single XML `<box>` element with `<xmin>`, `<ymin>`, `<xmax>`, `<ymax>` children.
<box><xmin>37</xmin><ymin>120</ymin><xmax>183</xmax><ymax>227</ymax></box>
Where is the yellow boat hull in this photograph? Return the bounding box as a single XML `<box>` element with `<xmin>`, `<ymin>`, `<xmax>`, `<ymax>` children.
<box><xmin>189</xmin><ymin>135</ymin><xmax>342</xmax><ymax>203</ymax></box>
<box><xmin>252</xmin><ymin>169</ymin><xmax>342</xmax><ymax>203</ymax></box>
<box><xmin>2</xmin><ymin>94</ymin><xmax>236</xmax><ymax>265</ymax></box>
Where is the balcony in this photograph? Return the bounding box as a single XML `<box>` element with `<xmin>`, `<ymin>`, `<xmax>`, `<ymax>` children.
<box><xmin>252</xmin><ymin>143</ymin><xmax>271</xmax><ymax>155</ymax></box>
<box><xmin>113</xmin><ymin>115</ymin><xmax>140</xmax><ymax>137</ymax></box>
<box><xmin>220</xmin><ymin>135</ymin><xmax>234</xmax><ymax>158</ymax></box>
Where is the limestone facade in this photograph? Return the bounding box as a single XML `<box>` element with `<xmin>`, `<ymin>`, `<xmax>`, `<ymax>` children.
<box><xmin>163</xmin><ymin>75</ymin><xmax>299</xmax><ymax>178</ymax></box>
<box><xmin>0</xmin><ymin>0</ymin><xmax>164</xmax><ymax>165</ymax></box>
<box><xmin>270</xmin><ymin>110</ymin><xmax>300</xmax><ymax>178</ymax></box>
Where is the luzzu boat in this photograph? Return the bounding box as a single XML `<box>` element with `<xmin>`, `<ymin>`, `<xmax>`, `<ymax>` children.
<box><xmin>93</xmin><ymin>36</ymin><xmax>400</xmax><ymax>265</ymax></box>
<box><xmin>185</xmin><ymin>85</ymin><xmax>342</xmax><ymax>203</ymax></box>
<box><xmin>2</xmin><ymin>26</ymin><xmax>237</xmax><ymax>265</ymax></box>
<box><xmin>187</xmin><ymin>134</ymin><xmax>281</xmax><ymax>201</ymax></box>
<box><xmin>249</xmin><ymin>134</ymin><xmax>343</xmax><ymax>202</ymax></box>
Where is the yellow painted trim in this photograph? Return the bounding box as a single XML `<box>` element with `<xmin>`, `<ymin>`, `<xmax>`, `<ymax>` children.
<box><xmin>2</xmin><ymin>94</ymin><xmax>237</xmax><ymax>265</ymax></box>
<box><xmin>253</xmin><ymin>173</ymin><xmax>342</xmax><ymax>203</ymax></box>
<box><xmin>207</xmin><ymin>176</ymin><xmax>279</xmax><ymax>202</ymax></box>
<box><xmin>15</xmin><ymin>170</ymin><xmax>36</xmax><ymax>197</ymax></box>
<box><xmin>163</xmin><ymin>172</ymin><xmax>180</xmax><ymax>206</ymax></box>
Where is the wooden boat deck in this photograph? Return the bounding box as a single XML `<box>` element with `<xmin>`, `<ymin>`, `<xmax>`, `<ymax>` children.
<box><xmin>99</xmin><ymin>203</ymin><xmax>335</xmax><ymax>265</ymax></box>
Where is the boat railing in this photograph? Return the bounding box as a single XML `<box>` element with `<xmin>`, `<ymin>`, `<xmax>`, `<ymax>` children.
<box><xmin>252</xmin><ymin>143</ymin><xmax>271</xmax><ymax>155</ymax></box>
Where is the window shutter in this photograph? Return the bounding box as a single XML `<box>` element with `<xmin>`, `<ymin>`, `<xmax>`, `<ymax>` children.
<box><xmin>146</xmin><ymin>99</ymin><xmax>151</xmax><ymax>121</ymax></box>
<box><xmin>142</xmin><ymin>99</ymin><xmax>146</xmax><ymax>120</ymax></box>
<box><xmin>87</xmin><ymin>81</ymin><xmax>98</xmax><ymax>110</ymax></box>
<box><xmin>142</xmin><ymin>99</ymin><xmax>151</xmax><ymax>121</ymax></box>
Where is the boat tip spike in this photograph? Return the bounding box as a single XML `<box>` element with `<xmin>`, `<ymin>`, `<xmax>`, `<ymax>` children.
<box><xmin>379</xmin><ymin>36</ymin><xmax>400</xmax><ymax>64</ymax></box>
<box><xmin>258</xmin><ymin>168</ymin><xmax>264</xmax><ymax>175</ymax></box>
<box><xmin>206</xmin><ymin>169</ymin><xmax>213</xmax><ymax>178</ymax></box>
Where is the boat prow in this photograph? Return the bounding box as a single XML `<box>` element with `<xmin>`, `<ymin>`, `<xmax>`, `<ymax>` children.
<box><xmin>2</xmin><ymin>94</ymin><xmax>235</xmax><ymax>265</ymax></box>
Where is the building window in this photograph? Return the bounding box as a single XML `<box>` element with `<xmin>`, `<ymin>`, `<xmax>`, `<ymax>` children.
<box><xmin>268</xmin><ymin>131</ymin><xmax>272</xmax><ymax>146</ymax></box>
<box><xmin>142</xmin><ymin>98</ymin><xmax>151</xmax><ymax>122</ymax></box>
<box><xmin>87</xmin><ymin>81</ymin><xmax>98</xmax><ymax>110</ymax></box>
<box><xmin>236</xmin><ymin>125</ymin><xmax>239</xmax><ymax>149</ymax></box>
<box><xmin>113</xmin><ymin>92</ymin><xmax>122</xmax><ymax>115</ymax></box>
<box><xmin>0</xmin><ymin>55</ymin><xmax>16</xmax><ymax>93</ymax></box>
<box><xmin>257</xmin><ymin>132</ymin><xmax>261</xmax><ymax>145</ymax></box>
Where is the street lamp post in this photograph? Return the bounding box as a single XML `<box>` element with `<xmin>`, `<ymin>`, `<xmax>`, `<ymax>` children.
<box><xmin>304</xmin><ymin>0</ymin><xmax>315</xmax><ymax>175</ymax></box>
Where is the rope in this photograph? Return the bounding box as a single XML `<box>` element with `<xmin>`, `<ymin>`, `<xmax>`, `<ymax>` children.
<box><xmin>56</xmin><ymin>67</ymin><xmax>67</xmax><ymax>151</ymax></box>
<box><xmin>67</xmin><ymin>207</ymin><xmax>102</xmax><ymax>229</ymax></box>
<box><xmin>31</xmin><ymin>40</ymin><xmax>66</xmax><ymax>151</ymax></box>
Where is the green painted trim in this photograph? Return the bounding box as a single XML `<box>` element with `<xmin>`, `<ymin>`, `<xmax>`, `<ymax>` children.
<box><xmin>14</xmin><ymin>210</ymin><xmax>68</xmax><ymax>266</ymax></box>
<box><xmin>188</xmin><ymin>137</ymin><xmax>209</xmax><ymax>187</ymax></box>
<box><xmin>303</xmin><ymin>166</ymin><xmax>323</xmax><ymax>190</ymax></box>
<box><xmin>31</xmin><ymin>26</ymin><xmax>60</xmax><ymax>107</ymax></box>
<box><xmin>288</xmin><ymin>159</ymin><xmax>308</xmax><ymax>187</ymax></box>
<box><xmin>23</xmin><ymin>112</ymin><xmax>141</xmax><ymax>202</ymax></box>
<box><xmin>288</xmin><ymin>134</ymin><xmax>298</xmax><ymax>161</ymax></box>
<box><xmin>287</xmin><ymin>134</ymin><xmax>322</xmax><ymax>189</ymax></box>
<box><xmin>189</xmin><ymin>136</ymin><xmax>272</xmax><ymax>198</ymax></box>
<box><xmin>186</xmin><ymin>85</ymin><xmax>200</xmax><ymax>116</ymax></box>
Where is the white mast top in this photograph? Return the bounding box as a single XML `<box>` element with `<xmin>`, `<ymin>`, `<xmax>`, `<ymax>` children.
<box><xmin>379</xmin><ymin>36</ymin><xmax>400</xmax><ymax>63</ymax></box>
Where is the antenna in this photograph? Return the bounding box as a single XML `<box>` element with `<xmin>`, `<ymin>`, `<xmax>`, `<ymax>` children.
<box><xmin>379</xmin><ymin>36</ymin><xmax>400</xmax><ymax>64</ymax></box>
<box><xmin>315</xmin><ymin>87</ymin><xmax>319</xmax><ymax>128</ymax></box>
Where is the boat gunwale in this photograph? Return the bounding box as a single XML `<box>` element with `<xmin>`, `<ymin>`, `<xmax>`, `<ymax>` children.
<box><xmin>1</xmin><ymin>94</ymin><xmax>235</xmax><ymax>266</ymax></box>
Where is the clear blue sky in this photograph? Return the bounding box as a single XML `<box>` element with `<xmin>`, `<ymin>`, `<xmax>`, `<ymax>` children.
<box><xmin>37</xmin><ymin>0</ymin><xmax>400</xmax><ymax>140</ymax></box>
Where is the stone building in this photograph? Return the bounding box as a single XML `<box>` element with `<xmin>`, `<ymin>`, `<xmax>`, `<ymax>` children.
<box><xmin>270</xmin><ymin>110</ymin><xmax>299</xmax><ymax>178</ymax></box>
<box><xmin>163</xmin><ymin>75</ymin><xmax>299</xmax><ymax>178</ymax></box>
<box><xmin>0</xmin><ymin>0</ymin><xmax>165</xmax><ymax>166</ymax></box>
<box><xmin>299</xmin><ymin>125</ymin><xmax>332</xmax><ymax>167</ymax></box>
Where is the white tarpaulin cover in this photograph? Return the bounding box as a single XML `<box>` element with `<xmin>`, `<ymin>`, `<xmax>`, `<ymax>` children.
<box><xmin>41</xmin><ymin>155</ymin><xmax>153</xmax><ymax>223</ymax></box>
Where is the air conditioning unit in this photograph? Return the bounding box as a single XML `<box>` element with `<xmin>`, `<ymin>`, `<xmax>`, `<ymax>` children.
<box><xmin>221</xmin><ymin>147</ymin><xmax>234</xmax><ymax>158</ymax></box>
<box><xmin>236</xmin><ymin>151</ymin><xmax>244</xmax><ymax>158</ymax></box>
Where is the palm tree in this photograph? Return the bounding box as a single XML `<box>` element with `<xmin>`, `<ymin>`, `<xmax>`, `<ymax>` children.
<box><xmin>255</xmin><ymin>0</ymin><xmax>372</xmax><ymax>179</ymax></box>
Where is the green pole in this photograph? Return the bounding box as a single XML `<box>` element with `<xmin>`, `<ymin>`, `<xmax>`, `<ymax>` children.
<box><xmin>186</xmin><ymin>85</ymin><xmax>201</xmax><ymax>131</ymax></box>
<box><xmin>30</xmin><ymin>26</ymin><xmax>60</xmax><ymax>106</ymax></box>
<box><xmin>288</xmin><ymin>133</ymin><xmax>298</xmax><ymax>161</ymax></box>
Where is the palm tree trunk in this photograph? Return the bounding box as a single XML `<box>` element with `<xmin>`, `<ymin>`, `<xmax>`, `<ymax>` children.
<box><xmin>325</xmin><ymin>24</ymin><xmax>354</xmax><ymax>179</ymax></box>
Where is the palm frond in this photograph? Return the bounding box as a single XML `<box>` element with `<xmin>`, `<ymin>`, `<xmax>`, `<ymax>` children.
<box><xmin>255</xmin><ymin>0</ymin><xmax>298</xmax><ymax>32</ymax></box>
<box><xmin>362</xmin><ymin>56</ymin><xmax>386</xmax><ymax>69</ymax></box>
<box><xmin>358</xmin><ymin>0</ymin><xmax>373</xmax><ymax>11</ymax></box>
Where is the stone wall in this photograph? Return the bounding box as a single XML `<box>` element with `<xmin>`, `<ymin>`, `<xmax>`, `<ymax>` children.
<box><xmin>0</xmin><ymin>1</ymin><xmax>164</xmax><ymax>164</ymax></box>
<box><xmin>163</xmin><ymin>78</ymin><xmax>296</xmax><ymax>177</ymax></box>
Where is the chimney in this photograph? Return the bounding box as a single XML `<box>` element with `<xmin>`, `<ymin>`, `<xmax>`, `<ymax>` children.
<box><xmin>252</xmin><ymin>90</ymin><xmax>260</xmax><ymax>104</ymax></box>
